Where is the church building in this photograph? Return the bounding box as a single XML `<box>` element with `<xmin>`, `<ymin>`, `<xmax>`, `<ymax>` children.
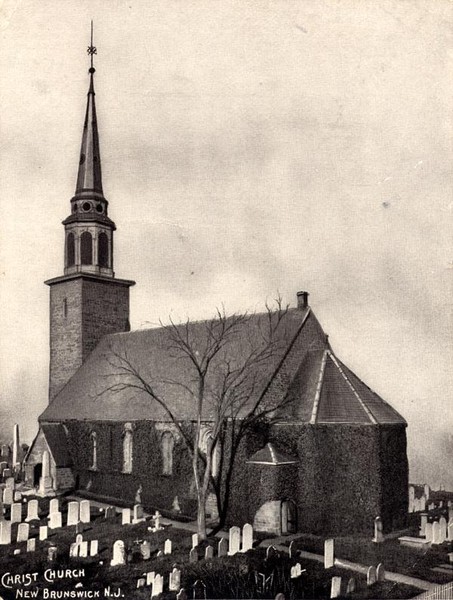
<box><xmin>24</xmin><ymin>47</ymin><xmax>409</xmax><ymax>536</ymax></box>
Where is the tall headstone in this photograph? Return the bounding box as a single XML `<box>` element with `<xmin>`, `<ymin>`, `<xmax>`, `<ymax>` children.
<box><xmin>432</xmin><ymin>521</ymin><xmax>441</xmax><ymax>545</ymax></box>
<box><xmin>49</xmin><ymin>498</ymin><xmax>59</xmax><ymax>514</ymax></box>
<box><xmin>408</xmin><ymin>486</ymin><xmax>415</xmax><ymax>513</ymax></box>
<box><xmin>17</xmin><ymin>523</ymin><xmax>30</xmax><ymax>542</ymax></box>
<box><xmin>140</xmin><ymin>541</ymin><xmax>151</xmax><ymax>560</ymax></box>
<box><xmin>67</xmin><ymin>501</ymin><xmax>80</xmax><ymax>526</ymax></box>
<box><xmin>189</xmin><ymin>547</ymin><xmax>198</xmax><ymax>563</ymax></box>
<box><xmin>420</xmin><ymin>495</ymin><xmax>426</xmax><ymax>512</ymax></box>
<box><xmin>80</xmin><ymin>500</ymin><xmax>90</xmax><ymax>523</ymax></box>
<box><xmin>3</xmin><ymin>488</ymin><xmax>13</xmax><ymax>505</ymax></box>
<box><xmin>11</xmin><ymin>503</ymin><xmax>22</xmax><ymax>524</ymax></box>
<box><xmin>425</xmin><ymin>522</ymin><xmax>433</xmax><ymax>542</ymax></box>
<box><xmin>448</xmin><ymin>521</ymin><xmax>453</xmax><ymax>541</ymax></box>
<box><xmin>152</xmin><ymin>511</ymin><xmax>162</xmax><ymax>531</ymax></box>
<box><xmin>169</xmin><ymin>567</ymin><xmax>181</xmax><ymax>592</ymax></box>
<box><xmin>367</xmin><ymin>566</ymin><xmax>377</xmax><ymax>586</ymax></box>
<box><xmin>376</xmin><ymin>563</ymin><xmax>385</xmax><ymax>582</ymax></box>
<box><xmin>151</xmin><ymin>574</ymin><xmax>163</xmax><ymax>598</ymax></box>
<box><xmin>192</xmin><ymin>533</ymin><xmax>199</xmax><ymax>549</ymax></box>
<box><xmin>49</xmin><ymin>511</ymin><xmax>62</xmax><ymax>529</ymax></box>
<box><xmin>164</xmin><ymin>539</ymin><xmax>172</xmax><ymax>555</ymax></box>
<box><xmin>330</xmin><ymin>576</ymin><xmax>342</xmax><ymax>598</ymax></box>
<box><xmin>39</xmin><ymin>526</ymin><xmax>48</xmax><ymax>541</ymax></box>
<box><xmin>38</xmin><ymin>450</ymin><xmax>55</xmax><ymax>497</ymax></box>
<box><xmin>25</xmin><ymin>499</ymin><xmax>39</xmax><ymax>522</ymax></box>
<box><xmin>0</xmin><ymin>521</ymin><xmax>12</xmax><ymax>545</ymax></box>
<box><xmin>419</xmin><ymin>513</ymin><xmax>428</xmax><ymax>537</ymax></box>
<box><xmin>204</xmin><ymin>545</ymin><xmax>213</xmax><ymax>560</ymax></box>
<box><xmin>218</xmin><ymin>537</ymin><xmax>228</xmax><ymax>557</ymax></box>
<box><xmin>27</xmin><ymin>538</ymin><xmax>36</xmax><ymax>552</ymax></box>
<box><xmin>324</xmin><ymin>539</ymin><xmax>335</xmax><ymax>569</ymax></box>
<box><xmin>424</xmin><ymin>484</ymin><xmax>430</xmax><ymax>500</ymax></box>
<box><xmin>228</xmin><ymin>526</ymin><xmax>241</xmax><ymax>555</ymax></box>
<box><xmin>79</xmin><ymin>541</ymin><xmax>88</xmax><ymax>557</ymax></box>
<box><xmin>90</xmin><ymin>540</ymin><xmax>99</xmax><ymax>557</ymax></box>
<box><xmin>110</xmin><ymin>540</ymin><xmax>126</xmax><ymax>566</ymax></box>
<box><xmin>373</xmin><ymin>516</ymin><xmax>384</xmax><ymax>543</ymax></box>
<box><xmin>47</xmin><ymin>546</ymin><xmax>58</xmax><ymax>562</ymax></box>
<box><xmin>12</xmin><ymin>424</ymin><xmax>20</xmax><ymax>469</ymax></box>
<box><xmin>146</xmin><ymin>572</ymin><xmax>155</xmax><ymax>587</ymax></box>
<box><xmin>242</xmin><ymin>523</ymin><xmax>253</xmax><ymax>552</ymax></box>
<box><xmin>132</xmin><ymin>504</ymin><xmax>144</xmax><ymax>523</ymax></box>
<box><xmin>439</xmin><ymin>517</ymin><xmax>447</xmax><ymax>543</ymax></box>
<box><xmin>121</xmin><ymin>508</ymin><xmax>131</xmax><ymax>525</ymax></box>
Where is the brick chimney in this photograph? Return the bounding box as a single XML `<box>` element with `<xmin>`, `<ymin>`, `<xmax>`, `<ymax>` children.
<box><xmin>297</xmin><ymin>291</ymin><xmax>309</xmax><ymax>310</ymax></box>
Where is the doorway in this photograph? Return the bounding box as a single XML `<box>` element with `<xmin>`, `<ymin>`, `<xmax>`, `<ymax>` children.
<box><xmin>33</xmin><ymin>463</ymin><xmax>42</xmax><ymax>487</ymax></box>
<box><xmin>281</xmin><ymin>499</ymin><xmax>297</xmax><ymax>534</ymax></box>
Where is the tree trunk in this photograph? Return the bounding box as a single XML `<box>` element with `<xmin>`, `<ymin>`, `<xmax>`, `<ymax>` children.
<box><xmin>197</xmin><ymin>489</ymin><xmax>207</xmax><ymax>540</ymax></box>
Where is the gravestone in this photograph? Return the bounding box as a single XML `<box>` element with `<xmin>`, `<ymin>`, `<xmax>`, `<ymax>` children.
<box><xmin>26</xmin><ymin>499</ymin><xmax>39</xmax><ymax>522</ymax></box>
<box><xmin>218</xmin><ymin>537</ymin><xmax>228</xmax><ymax>557</ymax></box>
<box><xmin>376</xmin><ymin>563</ymin><xmax>385</xmax><ymax>582</ymax></box>
<box><xmin>331</xmin><ymin>576</ymin><xmax>341</xmax><ymax>598</ymax></box>
<box><xmin>192</xmin><ymin>533</ymin><xmax>199</xmax><ymax>549</ymax></box>
<box><xmin>448</xmin><ymin>521</ymin><xmax>453</xmax><ymax>541</ymax></box>
<box><xmin>67</xmin><ymin>501</ymin><xmax>79</xmax><ymax>526</ymax></box>
<box><xmin>176</xmin><ymin>590</ymin><xmax>188</xmax><ymax>600</ymax></box>
<box><xmin>80</xmin><ymin>500</ymin><xmax>90</xmax><ymax>523</ymax></box>
<box><xmin>164</xmin><ymin>539</ymin><xmax>172</xmax><ymax>554</ymax></box>
<box><xmin>266</xmin><ymin>545</ymin><xmax>277</xmax><ymax>560</ymax></box>
<box><xmin>5</xmin><ymin>476</ymin><xmax>14</xmax><ymax>488</ymax></box>
<box><xmin>39</xmin><ymin>450</ymin><xmax>55</xmax><ymax>496</ymax></box>
<box><xmin>428</xmin><ymin>503</ymin><xmax>435</xmax><ymax>511</ymax></box>
<box><xmin>169</xmin><ymin>567</ymin><xmax>181</xmax><ymax>592</ymax></box>
<box><xmin>367</xmin><ymin>566</ymin><xmax>377</xmax><ymax>586</ymax></box>
<box><xmin>189</xmin><ymin>547</ymin><xmax>198</xmax><ymax>563</ymax></box>
<box><xmin>47</xmin><ymin>546</ymin><xmax>58</xmax><ymax>561</ymax></box>
<box><xmin>290</xmin><ymin>566</ymin><xmax>299</xmax><ymax>579</ymax></box>
<box><xmin>121</xmin><ymin>508</ymin><xmax>131</xmax><ymax>525</ymax></box>
<box><xmin>49</xmin><ymin>498</ymin><xmax>59</xmax><ymax>514</ymax></box>
<box><xmin>76</xmin><ymin>534</ymin><xmax>83</xmax><ymax>545</ymax></box>
<box><xmin>192</xmin><ymin>580</ymin><xmax>207</xmax><ymax>600</ymax></box>
<box><xmin>17</xmin><ymin>523</ymin><xmax>30</xmax><ymax>542</ymax></box>
<box><xmin>324</xmin><ymin>539</ymin><xmax>335</xmax><ymax>569</ymax></box>
<box><xmin>420</xmin><ymin>513</ymin><xmax>428</xmax><ymax>537</ymax></box>
<box><xmin>373</xmin><ymin>516</ymin><xmax>384</xmax><ymax>543</ymax></box>
<box><xmin>133</xmin><ymin>504</ymin><xmax>145</xmax><ymax>523</ymax></box>
<box><xmin>90</xmin><ymin>540</ymin><xmax>99</xmax><ymax>557</ymax></box>
<box><xmin>152</xmin><ymin>511</ymin><xmax>162</xmax><ymax>531</ymax></box>
<box><xmin>110</xmin><ymin>540</ymin><xmax>126</xmax><ymax>566</ymax></box>
<box><xmin>439</xmin><ymin>517</ymin><xmax>447</xmax><ymax>543</ymax></box>
<box><xmin>0</xmin><ymin>461</ymin><xmax>7</xmax><ymax>473</ymax></box>
<box><xmin>242</xmin><ymin>523</ymin><xmax>253</xmax><ymax>552</ymax></box>
<box><xmin>140</xmin><ymin>541</ymin><xmax>151</xmax><ymax>560</ymax></box>
<box><xmin>69</xmin><ymin>543</ymin><xmax>79</xmax><ymax>558</ymax></box>
<box><xmin>14</xmin><ymin>492</ymin><xmax>22</xmax><ymax>502</ymax></box>
<box><xmin>204</xmin><ymin>545</ymin><xmax>213</xmax><ymax>560</ymax></box>
<box><xmin>228</xmin><ymin>526</ymin><xmax>241</xmax><ymax>555</ymax></box>
<box><xmin>157</xmin><ymin>550</ymin><xmax>163</xmax><ymax>557</ymax></box>
<box><xmin>105</xmin><ymin>506</ymin><xmax>116</xmax><ymax>520</ymax></box>
<box><xmin>136</xmin><ymin>578</ymin><xmax>145</xmax><ymax>589</ymax></box>
<box><xmin>27</xmin><ymin>538</ymin><xmax>36</xmax><ymax>552</ymax></box>
<box><xmin>151</xmin><ymin>574</ymin><xmax>163</xmax><ymax>598</ymax></box>
<box><xmin>39</xmin><ymin>526</ymin><xmax>48</xmax><ymax>541</ymax></box>
<box><xmin>424</xmin><ymin>484</ymin><xmax>430</xmax><ymax>499</ymax></box>
<box><xmin>425</xmin><ymin>522</ymin><xmax>433</xmax><ymax>542</ymax></box>
<box><xmin>420</xmin><ymin>495</ymin><xmax>426</xmax><ymax>511</ymax></box>
<box><xmin>432</xmin><ymin>521</ymin><xmax>441</xmax><ymax>545</ymax></box>
<box><xmin>11</xmin><ymin>503</ymin><xmax>22</xmax><ymax>524</ymax></box>
<box><xmin>3</xmin><ymin>488</ymin><xmax>13</xmax><ymax>505</ymax></box>
<box><xmin>79</xmin><ymin>541</ymin><xmax>88</xmax><ymax>557</ymax></box>
<box><xmin>289</xmin><ymin>540</ymin><xmax>296</xmax><ymax>559</ymax></box>
<box><xmin>49</xmin><ymin>511</ymin><xmax>62</xmax><ymax>529</ymax></box>
<box><xmin>346</xmin><ymin>578</ymin><xmax>356</xmax><ymax>594</ymax></box>
<box><xmin>146</xmin><ymin>572</ymin><xmax>155</xmax><ymax>586</ymax></box>
<box><xmin>0</xmin><ymin>521</ymin><xmax>12</xmax><ymax>544</ymax></box>
<box><xmin>172</xmin><ymin>496</ymin><xmax>181</xmax><ymax>512</ymax></box>
<box><xmin>13</xmin><ymin>549</ymin><xmax>21</xmax><ymax>555</ymax></box>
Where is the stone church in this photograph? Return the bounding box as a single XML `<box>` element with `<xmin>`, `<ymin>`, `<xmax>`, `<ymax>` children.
<box><xmin>24</xmin><ymin>54</ymin><xmax>409</xmax><ymax>536</ymax></box>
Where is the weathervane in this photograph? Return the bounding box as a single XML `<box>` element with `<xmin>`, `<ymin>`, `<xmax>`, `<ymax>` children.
<box><xmin>87</xmin><ymin>20</ymin><xmax>97</xmax><ymax>73</ymax></box>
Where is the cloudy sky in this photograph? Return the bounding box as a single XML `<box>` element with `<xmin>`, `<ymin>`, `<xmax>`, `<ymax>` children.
<box><xmin>0</xmin><ymin>0</ymin><xmax>451</xmax><ymax>487</ymax></box>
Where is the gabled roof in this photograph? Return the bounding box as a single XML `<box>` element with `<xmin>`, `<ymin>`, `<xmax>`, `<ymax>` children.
<box><xmin>247</xmin><ymin>443</ymin><xmax>297</xmax><ymax>465</ymax></box>
<box><xmin>25</xmin><ymin>424</ymin><xmax>72</xmax><ymax>468</ymax></box>
<box><xmin>39</xmin><ymin>307</ymin><xmax>406</xmax><ymax>427</ymax></box>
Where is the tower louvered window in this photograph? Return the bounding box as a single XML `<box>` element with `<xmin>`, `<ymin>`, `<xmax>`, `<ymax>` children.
<box><xmin>98</xmin><ymin>232</ymin><xmax>109</xmax><ymax>268</ymax></box>
<box><xmin>66</xmin><ymin>233</ymin><xmax>75</xmax><ymax>267</ymax></box>
<box><xmin>81</xmin><ymin>231</ymin><xmax>93</xmax><ymax>265</ymax></box>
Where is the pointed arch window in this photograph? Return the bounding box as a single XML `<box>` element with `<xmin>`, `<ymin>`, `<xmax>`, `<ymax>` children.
<box><xmin>162</xmin><ymin>432</ymin><xmax>175</xmax><ymax>475</ymax></box>
<box><xmin>81</xmin><ymin>231</ymin><xmax>93</xmax><ymax>265</ymax></box>
<box><xmin>122</xmin><ymin>423</ymin><xmax>133</xmax><ymax>474</ymax></box>
<box><xmin>200</xmin><ymin>428</ymin><xmax>220</xmax><ymax>478</ymax></box>
<box><xmin>90</xmin><ymin>431</ymin><xmax>97</xmax><ymax>470</ymax></box>
<box><xmin>66</xmin><ymin>233</ymin><xmax>75</xmax><ymax>267</ymax></box>
<box><xmin>98</xmin><ymin>232</ymin><xmax>109</xmax><ymax>268</ymax></box>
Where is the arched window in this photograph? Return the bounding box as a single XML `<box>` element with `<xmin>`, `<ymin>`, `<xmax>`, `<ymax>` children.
<box><xmin>98</xmin><ymin>232</ymin><xmax>109</xmax><ymax>268</ymax></box>
<box><xmin>66</xmin><ymin>233</ymin><xmax>75</xmax><ymax>267</ymax></box>
<box><xmin>199</xmin><ymin>428</ymin><xmax>220</xmax><ymax>478</ymax></box>
<box><xmin>122</xmin><ymin>424</ymin><xmax>133</xmax><ymax>473</ymax></box>
<box><xmin>90</xmin><ymin>431</ymin><xmax>97</xmax><ymax>470</ymax></box>
<box><xmin>80</xmin><ymin>231</ymin><xmax>93</xmax><ymax>265</ymax></box>
<box><xmin>162</xmin><ymin>432</ymin><xmax>175</xmax><ymax>475</ymax></box>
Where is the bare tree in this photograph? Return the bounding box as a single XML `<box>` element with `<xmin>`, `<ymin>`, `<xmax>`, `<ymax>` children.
<box><xmin>102</xmin><ymin>298</ymin><xmax>296</xmax><ymax>539</ymax></box>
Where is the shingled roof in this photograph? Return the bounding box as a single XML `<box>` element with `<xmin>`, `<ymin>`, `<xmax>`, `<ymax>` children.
<box><xmin>39</xmin><ymin>307</ymin><xmax>406</xmax><ymax>426</ymax></box>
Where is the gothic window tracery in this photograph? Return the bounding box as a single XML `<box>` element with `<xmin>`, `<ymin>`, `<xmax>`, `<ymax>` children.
<box><xmin>162</xmin><ymin>432</ymin><xmax>175</xmax><ymax>475</ymax></box>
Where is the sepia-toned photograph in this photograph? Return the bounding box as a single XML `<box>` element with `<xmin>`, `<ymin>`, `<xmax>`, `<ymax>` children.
<box><xmin>0</xmin><ymin>1</ymin><xmax>451</xmax><ymax>598</ymax></box>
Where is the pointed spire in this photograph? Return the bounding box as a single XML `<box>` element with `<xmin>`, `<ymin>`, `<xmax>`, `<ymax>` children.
<box><xmin>74</xmin><ymin>22</ymin><xmax>104</xmax><ymax>201</ymax></box>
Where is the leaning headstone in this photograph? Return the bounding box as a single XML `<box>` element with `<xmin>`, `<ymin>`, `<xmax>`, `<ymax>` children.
<box><xmin>176</xmin><ymin>589</ymin><xmax>188</xmax><ymax>600</ymax></box>
<box><xmin>26</xmin><ymin>538</ymin><xmax>36</xmax><ymax>552</ymax></box>
<box><xmin>140</xmin><ymin>541</ymin><xmax>151</xmax><ymax>560</ymax></box>
<box><xmin>376</xmin><ymin>563</ymin><xmax>385</xmax><ymax>582</ymax></box>
<box><xmin>110</xmin><ymin>540</ymin><xmax>126</xmax><ymax>566</ymax></box>
<box><xmin>432</xmin><ymin>521</ymin><xmax>441</xmax><ymax>545</ymax></box>
<box><xmin>242</xmin><ymin>523</ymin><xmax>253</xmax><ymax>552</ymax></box>
<box><xmin>189</xmin><ymin>547</ymin><xmax>198</xmax><ymax>563</ymax></box>
<box><xmin>373</xmin><ymin>516</ymin><xmax>384</xmax><ymax>543</ymax></box>
<box><xmin>49</xmin><ymin>511</ymin><xmax>62</xmax><ymax>529</ymax></box>
<box><xmin>79</xmin><ymin>541</ymin><xmax>88</xmax><ymax>557</ymax></box>
<box><xmin>164</xmin><ymin>539</ymin><xmax>172</xmax><ymax>555</ymax></box>
<box><xmin>90</xmin><ymin>540</ymin><xmax>99</xmax><ymax>557</ymax></box>
<box><xmin>49</xmin><ymin>498</ymin><xmax>59</xmax><ymax>514</ymax></box>
<box><xmin>324</xmin><ymin>539</ymin><xmax>335</xmax><ymax>569</ymax></box>
<box><xmin>26</xmin><ymin>499</ymin><xmax>39</xmax><ymax>522</ymax></box>
<box><xmin>204</xmin><ymin>545</ymin><xmax>213</xmax><ymax>560</ymax></box>
<box><xmin>169</xmin><ymin>567</ymin><xmax>181</xmax><ymax>592</ymax></box>
<box><xmin>331</xmin><ymin>576</ymin><xmax>342</xmax><ymax>598</ymax></box>
<box><xmin>367</xmin><ymin>566</ymin><xmax>377</xmax><ymax>586</ymax></box>
<box><xmin>11</xmin><ymin>503</ymin><xmax>22</xmax><ymax>524</ymax></box>
<box><xmin>47</xmin><ymin>546</ymin><xmax>58</xmax><ymax>561</ymax></box>
<box><xmin>228</xmin><ymin>526</ymin><xmax>241</xmax><ymax>555</ymax></box>
<box><xmin>39</xmin><ymin>526</ymin><xmax>48</xmax><ymax>541</ymax></box>
<box><xmin>192</xmin><ymin>533</ymin><xmax>199</xmax><ymax>549</ymax></box>
<box><xmin>192</xmin><ymin>580</ymin><xmax>207</xmax><ymax>600</ymax></box>
<box><xmin>346</xmin><ymin>578</ymin><xmax>356</xmax><ymax>594</ymax></box>
<box><xmin>17</xmin><ymin>523</ymin><xmax>30</xmax><ymax>542</ymax></box>
<box><xmin>67</xmin><ymin>501</ymin><xmax>79</xmax><ymax>526</ymax></box>
<box><xmin>3</xmin><ymin>488</ymin><xmax>13</xmax><ymax>505</ymax></box>
<box><xmin>151</xmin><ymin>574</ymin><xmax>163</xmax><ymax>598</ymax></box>
<box><xmin>157</xmin><ymin>550</ymin><xmax>163</xmax><ymax>557</ymax></box>
<box><xmin>439</xmin><ymin>517</ymin><xmax>447</xmax><ymax>543</ymax></box>
<box><xmin>0</xmin><ymin>521</ymin><xmax>12</xmax><ymax>545</ymax></box>
<box><xmin>80</xmin><ymin>500</ymin><xmax>90</xmax><ymax>523</ymax></box>
<box><xmin>121</xmin><ymin>508</ymin><xmax>131</xmax><ymax>525</ymax></box>
<box><xmin>218</xmin><ymin>537</ymin><xmax>228</xmax><ymax>557</ymax></box>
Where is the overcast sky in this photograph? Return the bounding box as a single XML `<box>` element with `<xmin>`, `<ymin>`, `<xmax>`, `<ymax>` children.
<box><xmin>0</xmin><ymin>0</ymin><xmax>451</xmax><ymax>488</ymax></box>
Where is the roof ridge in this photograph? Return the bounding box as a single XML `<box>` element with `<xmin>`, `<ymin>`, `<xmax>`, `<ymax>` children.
<box><xmin>310</xmin><ymin>349</ymin><xmax>328</xmax><ymax>424</ymax></box>
<box><xmin>328</xmin><ymin>351</ymin><xmax>378</xmax><ymax>425</ymax></box>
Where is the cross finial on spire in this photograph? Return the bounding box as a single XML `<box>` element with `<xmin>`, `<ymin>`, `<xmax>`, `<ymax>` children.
<box><xmin>87</xmin><ymin>20</ymin><xmax>97</xmax><ymax>73</ymax></box>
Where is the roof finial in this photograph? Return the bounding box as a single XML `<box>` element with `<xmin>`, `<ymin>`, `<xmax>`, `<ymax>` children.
<box><xmin>87</xmin><ymin>20</ymin><xmax>97</xmax><ymax>74</ymax></box>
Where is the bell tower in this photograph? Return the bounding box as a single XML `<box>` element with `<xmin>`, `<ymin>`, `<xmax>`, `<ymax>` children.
<box><xmin>45</xmin><ymin>27</ymin><xmax>135</xmax><ymax>402</ymax></box>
